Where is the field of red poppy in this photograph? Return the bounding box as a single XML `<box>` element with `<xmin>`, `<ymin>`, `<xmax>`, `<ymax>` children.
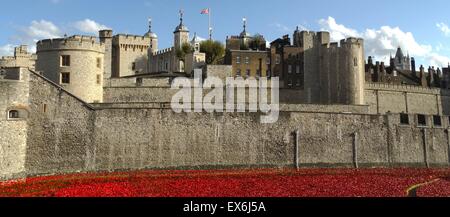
<box><xmin>0</xmin><ymin>168</ymin><xmax>449</xmax><ymax>197</ymax></box>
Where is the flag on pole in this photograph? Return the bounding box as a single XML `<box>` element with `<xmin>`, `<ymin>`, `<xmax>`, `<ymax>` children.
<box><xmin>201</xmin><ymin>8</ymin><xmax>209</xmax><ymax>14</ymax></box>
<box><xmin>201</xmin><ymin>8</ymin><xmax>212</xmax><ymax>40</ymax></box>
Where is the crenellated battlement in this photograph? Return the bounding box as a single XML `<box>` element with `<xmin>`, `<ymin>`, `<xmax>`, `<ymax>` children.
<box><xmin>340</xmin><ymin>37</ymin><xmax>364</xmax><ymax>47</ymax></box>
<box><xmin>320</xmin><ymin>37</ymin><xmax>363</xmax><ymax>51</ymax></box>
<box><xmin>298</xmin><ymin>30</ymin><xmax>316</xmax><ymax>37</ymax></box>
<box><xmin>36</xmin><ymin>35</ymin><xmax>105</xmax><ymax>53</ymax></box>
<box><xmin>152</xmin><ymin>47</ymin><xmax>174</xmax><ymax>56</ymax></box>
<box><xmin>329</xmin><ymin>42</ymin><xmax>339</xmax><ymax>49</ymax></box>
<box><xmin>0</xmin><ymin>56</ymin><xmax>16</xmax><ymax>60</ymax></box>
<box><xmin>113</xmin><ymin>34</ymin><xmax>151</xmax><ymax>45</ymax></box>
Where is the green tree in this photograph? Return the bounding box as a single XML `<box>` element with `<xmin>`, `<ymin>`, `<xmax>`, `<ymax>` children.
<box><xmin>200</xmin><ymin>40</ymin><xmax>225</xmax><ymax>64</ymax></box>
<box><xmin>176</xmin><ymin>42</ymin><xmax>194</xmax><ymax>61</ymax></box>
<box><xmin>249</xmin><ymin>34</ymin><xmax>265</xmax><ymax>50</ymax></box>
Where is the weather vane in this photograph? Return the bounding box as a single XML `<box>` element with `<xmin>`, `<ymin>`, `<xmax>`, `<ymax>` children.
<box><xmin>179</xmin><ymin>9</ymin><xmax>184</xmax><ymax>24</ymax></box>
<box><xmin>148</xmin><ymin>17</ymin><xmax>152</xmax><ymax>31</ymax></box>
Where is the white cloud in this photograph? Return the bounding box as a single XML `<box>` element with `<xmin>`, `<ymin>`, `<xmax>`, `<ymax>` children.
<box><xmin>20</xmin><ymin>20</ymin><xmax>61</xmax><ymax>42</ymax></box>
<box><xmin>270</xmin><ymin>23</ymin><xmax>309</xmax><ymax>33</ymax></box>
<box><xmin>318</xmin><ymin>17</ymin><xmax>360</xmax><ymax>41</ymax></box>
<box><xmin>436</xmin><ymin>22</ymin><xmax>450</xmax><ymax>37</ymax></box>
<box><xmin>8</xmin><ymin>20</ymin><xmax>62</xmax><ymax>53</ymax></box>
<box><xmin>1</xmin><ymin>18</ymin><xmax>108</xmax><ymax>55</ymax></box>
<box><xmin>0</xmin><ymin>44</ymin><xmax>14</xmax><ymax>57</ymax></box>
<box><xmin>73</xmin><ymin>19</ymin><xmax>110</xmax><ymax>34</ymax></box>
<box><xmin>318</xmin><ymin>16</ymin><xmax>450</xmax><ymax>67</ymax></box>
<box><xmin>270</xmin><ymin>23</ymin><xmax>291</xmax><ymax>32</ymax></box>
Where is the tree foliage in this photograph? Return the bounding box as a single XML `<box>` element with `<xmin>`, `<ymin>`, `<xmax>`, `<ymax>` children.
<box><xmin>176</xmin><ymin>42</ymin><xmax>194</xmax><ymax>61</ymax></box>
<box><xmin>249</xmin><ymin>34</ymin><xmax>266</xmax><ymax>50</ymax></box>
<box><xmin>200</xmin><ymin>40</ymin><xmax>225</xmax><ymax>64</ymax></box>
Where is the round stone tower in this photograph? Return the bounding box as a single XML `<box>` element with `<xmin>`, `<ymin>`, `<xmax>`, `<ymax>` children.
<box><xmin>339</xmin><ymin>37</ymin><xmax>365</xmax><ymax>105</ymax></box>
<box><xmin>36</xmin><ymin>35</ymin><xmax>105</xmax><ymax>103</ymax></box>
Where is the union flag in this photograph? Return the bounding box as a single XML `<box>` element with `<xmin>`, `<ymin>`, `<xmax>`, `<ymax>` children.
<box><xmin>201</xmin><ymin>8</ymin><xmax>209</xmax><ymax>14</ymax></box>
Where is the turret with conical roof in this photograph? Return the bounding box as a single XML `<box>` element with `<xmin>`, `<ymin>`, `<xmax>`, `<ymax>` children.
<box><xmin>174</xmin><ymin>10</ymin><xmax>190</xmax><ymax>50</ymax></box>
<box><xmin>239</xmin><ymin>17</ymin><xmax>252</xmax><ymax>48</ymax></box>
<box><xmin>145</xmin><ymin>18</ymin><xmax>158</xmax><ymax>53</ymax></box>
<box><xmin>240</xmin><ymin>17</ymin><xmax>251</xmax><ymax>38</ymax></box>
<box><xmin>145</xmin><ymin>18</ymin><xmax>158</xmax><ymax>39</ymax></box>
<box><xmin>173</xmin><ymin>10</ymin><xmax>190</xmax><ymax>72</ymax></box>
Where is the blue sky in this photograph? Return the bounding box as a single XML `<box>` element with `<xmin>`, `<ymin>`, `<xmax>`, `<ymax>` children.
<box><xmin>1</xmin><ymin>0</ymin><xmax>450</xmax><ymax>67</ymax></box>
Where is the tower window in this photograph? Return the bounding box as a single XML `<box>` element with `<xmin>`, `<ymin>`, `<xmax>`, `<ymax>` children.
<box><xmin>354</xmin><ymin>57</ymin><xmax>358</xmax><ymax>67</ymax></box>
<box><xmin>61</xmin><ymin>72</ymin><xmax>70</xmax><ymax>84</ymax></box>
<box><xmin>417</xmin><ymin>114</ymin><xmax>427</xmax><ymax>126</ymax></box>
<box><xmin>266</xmin><ymin>58</ymin><xmax>270</xmax><ymax>65</ymax></box>
<box><xmin>236</xmin><ymin>69</ymin><xmax>241</xmax><ymax>77</ymax></box>
<box><xmin>433</xmin><ymin>115</ymin><xmax>442</xmax><ymax>127</ymax></box>
<box><xmin>246</xmin><ymin>69</ymin><xmax>251</xmax><ymax>77</ymax></box>
<box><xmin>296</xmin><ymin>65</ymin><xmax>300</xmax><ymax>74</ymax></box>
<box><xmin>288</xmin><ymin>65</ymin><xmax>292</xmax><ymax>74</ymax></box>
<box><xmin>245</xmin><ymin>57</ymin><xmax>250</xmax><ymax>64</ymax></box>
<box><xmin>97</xmin><ymin>74</ymin><xmax>101</xmax><ymax>85</ymax></box>
<box><xmin>236</xmin><ymin>56</ymin><xmax>241</xmax><ymax>64</ymax></box>
<box><xmin>42</xmin><ymin>104</ymin><xmax>48</xmax><ymax>113</ymax></box>
<box><xmin>132</xmin><ymin>62</ymin><xmax>136</xmax><ymax>70</ymax></box>
<box><xmin>8</xmin><ymin>110</ymin><xmax>19</xmax><ymax>119</ymax></box>
<box><xmin>400</xmin><ymin>113</ymin><xmax>409</xmax><ymax>125</ymax></box>
<box><xmin>61</xmin><ymin>55</ymin><xmax>70</xmax><ymax>67</ymax></box>
<box><xmin>97</xmin><ymin>58</ymin><xmax>102</xmax><ymax>68</ymax></box>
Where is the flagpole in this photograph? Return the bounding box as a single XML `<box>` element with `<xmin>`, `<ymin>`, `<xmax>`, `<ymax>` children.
<box><xmin>208</xmin><ymin>8</ymin><xmax>212</xmax><ymax>40</ymax></box>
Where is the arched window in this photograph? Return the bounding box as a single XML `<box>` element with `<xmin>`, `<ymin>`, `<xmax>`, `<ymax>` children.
<box><xmin>7</xmin><ymin>108</ymin><xmax>28</xmax><ymax>120</ymax></box>
<box><xmin>8</xmin><ymin>110</ymin><xmax>19</xmax><ymax>119</ymax></box>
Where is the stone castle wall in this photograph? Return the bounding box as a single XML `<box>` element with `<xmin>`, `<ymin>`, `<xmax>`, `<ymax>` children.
<box><xmin>104</xmin><ymin>77</ymin><xmax>450</xmax><ymax>116</ymax></box>
<box><xmin>2</xmin><ymin>69</ymin><xmax>450</xmax><ymax>180</ymax></box>
<box><xmin>104</xmin><ymin>86</ymin><xmax>307</xmax><ymax>104</ymax></box>
<box><xmin>148</xmin><ymin>48</ymin><xmax>176</xmax><ymax>73</ymax></box>
<box><xmin>23</xmin><ymin>103</ymin><xmax>450</xmax><ymax>178</ymax></box>
<box><xmin>24</xmin><ymin>71</ymin><xmax>95</xmax><ymax>176</ymax></box>
<box><xmin>0</xmin><ymin>120</ymin><xmax>28</xmax><ymax>179</ymax></box>
<box><xmin>0</xmin><ymin>57</ymin><xmax>36</xmax><ymax>70</ymax></box>
<box><xmin>365</xmin><ymin>83</ymin><xmax>450</xmax><ymax>115</ymax></box>
<box><xmin>0</xmin><ymin>68</ymin><xmax>30</xmax><ymax>179</ymax></box>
